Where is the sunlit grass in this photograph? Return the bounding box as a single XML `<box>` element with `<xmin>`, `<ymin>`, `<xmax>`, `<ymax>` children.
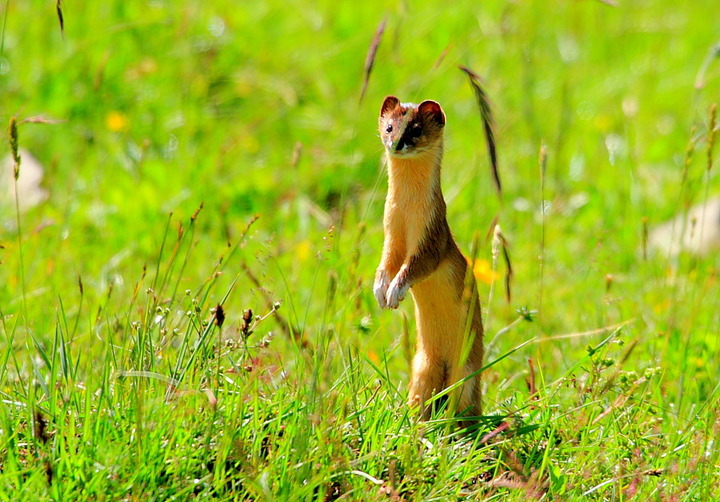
<box><xmin>1</xmin><ymin>0</ymin><xmax>719</xmax><ymax>500</ymax></box>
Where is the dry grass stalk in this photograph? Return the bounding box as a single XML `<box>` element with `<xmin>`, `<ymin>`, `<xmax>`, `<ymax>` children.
<box><xmin>492</xmin><ymin>225</ymin><xmax>513</xmax><ymax>303</ymax></box>
<box><xmin>433</xmin><ymin>43</ymin><xmax>452</xmax><ymax>70</ymax></box>
<box><xmin>527</xmin><ymin>358</ymin><xmax>538</xmax><ymax>399</ymax></box>
<box><xmin>240</xmin><ymin>260</ymin><xmax>299</xmax><ymax>343</ymax></box>
<box><xmin>359</xmin><ymin>18</ymin><xmax>387</xmax><ymax>104</ymax></box>
<box><xmin>459</xmin><ymin>65</ymin><xmax>501</xmax><ymax>201</ymax></box>
<box><xmin>56</xmin><ymin>1</ymin><xmax>64</xmax><ymax>36</ymax></box>
<box><xmin>707</xmin><ymin>103</ymin><xmax>716</xmax><ymax>173</ymax></box>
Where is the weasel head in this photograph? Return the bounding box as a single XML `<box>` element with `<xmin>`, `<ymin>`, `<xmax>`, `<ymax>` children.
<box><xmin>378</xmin><ymin>96</ymin><xmax>445</xmax><ymax>159</ymax></box>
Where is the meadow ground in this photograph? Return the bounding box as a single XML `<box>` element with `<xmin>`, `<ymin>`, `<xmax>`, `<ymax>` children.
<box><xmin>1</xmin><ymin>1</ymin><xmax>719</xmax><ymax>500</ymax></box>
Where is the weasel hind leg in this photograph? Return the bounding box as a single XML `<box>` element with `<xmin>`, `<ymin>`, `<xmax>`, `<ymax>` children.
<box><xmin>453</xmin><ymin>363</ymin><xmax>482</xmax><ymax>429</ymax></box>
<box><xmin>458</xmin><ymin>371</ymin><xmax>481</xmax><ymax>416</ymax></box>
<box><xmin>409</xmin><ymin>356</ymin><xmax>483</xmax><ymax>422</ymax></box>
<box><xmin>408</xmin><ymin>353</ymin><xmax>448</xmax><ymax>420</ymax></box>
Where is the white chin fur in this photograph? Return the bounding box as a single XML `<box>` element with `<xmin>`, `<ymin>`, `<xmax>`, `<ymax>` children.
<box><xmin>387</xmin><ymin>147</ymin><xmax>422</xmax><ymax>159</ymax></box>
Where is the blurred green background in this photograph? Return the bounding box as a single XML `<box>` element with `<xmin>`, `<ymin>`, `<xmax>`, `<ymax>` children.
<box><xmin>3</xmin><ymin>1</ymin><xmax>718</xmax><ymax>338</ymax></box>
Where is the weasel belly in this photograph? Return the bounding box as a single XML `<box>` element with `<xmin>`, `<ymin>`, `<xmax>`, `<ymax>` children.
<box><xmin>410</xmin><ymin>258</ymin><xmax>469</xmax><ymax>361</ymax></box>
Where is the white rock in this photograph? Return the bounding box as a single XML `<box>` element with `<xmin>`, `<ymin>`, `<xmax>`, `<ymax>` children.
<box><xmin>1</xmin><ymin>148</ymin><xmax>48</xmax><ymax>212</ymax></box>
<box><xmin>648</xmin><ymin>198</ymin><xmax>720</xmax><ymax>256</ymax></box>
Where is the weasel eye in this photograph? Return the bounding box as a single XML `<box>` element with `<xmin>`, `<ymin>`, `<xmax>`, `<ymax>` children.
<box><xmin>409</xmin><ymin>125</ymin><xmax>422</xmax><ymax>138</ymax></box>
<box><xmin>385</xmin><ymin>124</ymin><xmax>393</xmax><ymax>133</ymax></box>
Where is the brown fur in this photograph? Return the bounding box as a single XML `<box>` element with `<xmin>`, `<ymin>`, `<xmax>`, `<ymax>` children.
<box><xmin>374</xmin><ymin>96</ymin><xmax>484</xmax><ymax>422</ymax></box>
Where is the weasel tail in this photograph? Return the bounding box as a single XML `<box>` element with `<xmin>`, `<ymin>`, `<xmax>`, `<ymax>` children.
<box><xmin>374</xmin><ymin>96</ymin><xmax>484</xmax><ymax>423</ymax></box>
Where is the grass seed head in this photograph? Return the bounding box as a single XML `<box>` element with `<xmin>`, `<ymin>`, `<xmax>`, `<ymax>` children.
<box><xmin>214</xmin><ymin>303</ymin><xmax>225</xmax><ymax>327</ymax></box>
<box><xmin>8</xmin><ymin>116</ymin><xmax>21</xmax><ymax>179</ymax></box>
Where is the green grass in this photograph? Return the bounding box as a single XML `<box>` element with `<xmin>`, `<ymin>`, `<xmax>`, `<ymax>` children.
<box><xmin>1</xmin><ymin>0</ymin><xmax>720</xmax><ymax>500</ymax></box>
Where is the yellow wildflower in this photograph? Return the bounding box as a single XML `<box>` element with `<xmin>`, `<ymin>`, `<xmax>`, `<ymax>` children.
<box><xmin>470</xmin><ymin>258</ymin><xmax>499</xmax><ymax>285</ymax></box>
<box><xmin>106</xmin><ymin>111</ymin><xmax>129</xmax><ymax>132</ymax></box>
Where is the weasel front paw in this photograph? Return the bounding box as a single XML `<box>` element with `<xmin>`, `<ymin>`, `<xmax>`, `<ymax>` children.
<box><xmin>374</xmin><ymin>270</ymin><xmax>390</xmax><ymax>309</ymax></box>
<box><xmin>385</xmin><ymin>276</ymin><xmax>409</xmax><ymax>309</ymax></box>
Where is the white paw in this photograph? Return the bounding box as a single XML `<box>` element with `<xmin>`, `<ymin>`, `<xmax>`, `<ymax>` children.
<box><xmin>373</xmin><ymin>271</ymin><xmax>390</xmax><ymax>309</ymax></box>
<box><xmin>385</xmin><ymin>277</ymin><xmax>409</xmax><ymax>309</ymax></box>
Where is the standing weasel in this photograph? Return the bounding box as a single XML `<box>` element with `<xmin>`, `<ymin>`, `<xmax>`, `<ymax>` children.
<box><xmin>374</xmin><ymin>96</ymin><xmax>484</xmax><ymax>420</ymax></box>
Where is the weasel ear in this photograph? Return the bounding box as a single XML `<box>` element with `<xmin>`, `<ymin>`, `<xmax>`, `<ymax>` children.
<box><xmin>380</xmin><ymin>95</ymin><xmax>400</xmax><ymax>117</ymax></box>
<box><xmin>418</xmin><ymin>100</ymin><xmax>446</xmax><ymax>127</ymax></box>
